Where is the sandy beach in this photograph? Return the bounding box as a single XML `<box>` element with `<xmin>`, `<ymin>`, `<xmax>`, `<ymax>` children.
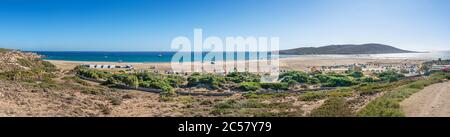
<box><xmin>48</xmin><ymin>56</ymin><xmax>427</xmax><ymax>72</ymax></box>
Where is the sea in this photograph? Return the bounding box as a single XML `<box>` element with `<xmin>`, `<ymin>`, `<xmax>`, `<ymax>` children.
<box><xmin>32</xmin><ymin>51</ymin><xmax>450</xmax><ymax>63</ymax></box>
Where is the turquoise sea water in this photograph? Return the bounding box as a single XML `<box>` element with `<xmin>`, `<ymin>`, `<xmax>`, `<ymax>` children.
<box><xmin>33</xmin><ymin>51</ymin><xmax>290</xmax><ymax>62</ymax></box>
<box><xmin>33</xmin><ymin>51</ymin><xmax>450</xmax><ymax>63</ymax></box>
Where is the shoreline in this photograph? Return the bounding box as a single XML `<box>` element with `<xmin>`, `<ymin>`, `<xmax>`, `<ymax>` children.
<box><xmin>47</xmin><ymin>56</ymin><xmax>429</xmax><ymax>72</ymax></box>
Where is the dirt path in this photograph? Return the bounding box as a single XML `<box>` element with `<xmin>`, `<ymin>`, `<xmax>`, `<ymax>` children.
<box><xmin>400</xmin><ymin>81</ymin><xmax>450</xmax><ymax>117</ymax></box>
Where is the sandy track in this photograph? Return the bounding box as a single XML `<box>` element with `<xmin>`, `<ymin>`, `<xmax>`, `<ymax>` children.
<box><xmin>400</xmin><ymin>81</ymin><xmax>450</xmax><ymax>117</ymax></box>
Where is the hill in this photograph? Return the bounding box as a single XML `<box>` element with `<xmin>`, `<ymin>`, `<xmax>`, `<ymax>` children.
<box><xmin>279</xmin><ymin>43</ymin><xmax>416</xmax><ymax>55</ymax></box>
<box><xmin>0</xmin><ymin>48</ymin><xmax>57</xmax><ymax>72</ymax></box>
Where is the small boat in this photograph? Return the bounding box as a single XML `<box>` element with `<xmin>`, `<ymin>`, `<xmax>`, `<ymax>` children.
<box><xmin>158</xmin><ymin>53</ymin><xmax>163</xmax><ymax>57</ymax></box>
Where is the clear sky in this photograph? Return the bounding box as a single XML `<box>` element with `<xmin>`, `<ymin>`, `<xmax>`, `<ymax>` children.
<box><xmin>0</xmin><ymin>0</ymin><xmax>448</xmax><ymax>51</ymax></box>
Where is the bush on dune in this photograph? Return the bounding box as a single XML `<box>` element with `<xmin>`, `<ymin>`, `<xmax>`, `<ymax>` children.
<box><xmin>187</xmin><ymin>73</ymin><xmax>226</xmax><ymax>90</ymax></box>
<box><xmin>226</xmin><ymin>72</ymin><xmax>260</xmax><ymax>83</ymax></box>
<box><xmin>279</xmin><ymin>71</ymin><xmax>309</xmax><ymax>83</ymax></box>
<box><xmin>308</xmin><ymin>97</ymin><xmax>354</xmax><ymax>117</ymax></box>
<box><xmin>238</xmin><ymin>82</ymin><xmax>261</xmax><ymax>91</ymax></box>
<box><xmin>260</xmin><ymin>82</ymin><xmax>289</xmax><ymax>90</ymax></box>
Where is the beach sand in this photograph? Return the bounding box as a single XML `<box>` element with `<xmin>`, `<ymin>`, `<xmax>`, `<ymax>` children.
<box><xmin>48</xmin><ymin>56</ymin><xmax>427</xmax><ymax>72</ymax></box>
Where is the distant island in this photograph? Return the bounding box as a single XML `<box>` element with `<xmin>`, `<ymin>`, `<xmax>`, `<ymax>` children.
<box><xmin>279</xmin><ymin>43</ymin><xmax>416</xmax><ymax>55</ymax></box>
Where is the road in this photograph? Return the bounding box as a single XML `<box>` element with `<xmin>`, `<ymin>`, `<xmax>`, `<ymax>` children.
<box><xmin>400</xmin><ymin>81</ymin><xmax>450</xmax><ymax>117</ymax></box>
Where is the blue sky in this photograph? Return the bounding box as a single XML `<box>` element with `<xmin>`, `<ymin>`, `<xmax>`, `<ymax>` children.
<box><xmin>0</xmin><ymin>0</ymin><xmax>448</xmax><ymax>51</ymax></box>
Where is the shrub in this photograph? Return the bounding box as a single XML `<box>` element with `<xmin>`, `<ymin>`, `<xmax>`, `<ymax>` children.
<box><xmin>357</xmin><ymin>98</ymin><xmax>404</xmax><ymax>117</ymax></box>
<box><xmin>63</xmin><ymin>76</ymin><xmax>90</xmax><ymax>86</ymax></box>
<box><xmin>226</xmin><ymin>72</ymin><xmax>260</xmax><ymax>83</ymax></box>
<box><xmin>159</xmin><ymin>89</ymin><xmax>177</xmax><ymax>102</ymax></box>
<box><xmin>349</xmin><ymin>71</ymin><xmax>363</xmax><ymax>78</ymax></box>
<box><xmin>323</xmin><ymin>77</ymin><xmax>354</xmax><ymax>87</ymax></box>
<box><xmin>314</xmin><ymin>74</ymin><xmax>331</xmax><ymax>83</ymax></box>
<box><xmin>187</xmin><ymin>73</ymin><xmax>226</xmax><ymax>89</ymax></box>
<box><xmin>165</xmin><ymin>75</ymin><xmax>186</xmax><ymax>87</ymax></box>
<box><xmin>377</xmin><ymin>70</ymin><xmax>404</xmax><ymax>82</ymax></box>
<box><xmin>361</xmin><ymin>77</ymin><xmax>376</xmax><ymax>83</ymax></box>
<box><xmin>307</xmin><ymin>77</ymin><xmax>320</xmax><ymax>84</ymax></box>
<box><xmin>140</xmin><ymin>80</ymin><xmax>173</xmax><ymax>92</ymax></box>
<box><xmin>328</xmin><ymin>91</ymin><xmax>353</xmax><ymax>98</ymax></box>
<box><xmin>260</xmin><ymin>82</ymin><xmax>289</xmax><ymax>90</ymax></box>
<box><xmin>286</xmin><ymin>79</ymin><xmax>298</xmax><ymax>86</ymax></box>
<box><xmin>308</xmin><ymin>97</ymin><xmax>354</xmax><ymax>117</ymax></box>
<box><xmin>17</xmin><ymin>58</ymin><xmax>34</xmax><ymax>68</ymax></box>
<box><xmin>200</xmin><ymin>100</ymin><xmax>213</xmax><ymax>105</ymax></box>
<box><xmin>124</xmin><ymin>75</ymin><xmax>139</xmax><ymax>88</ymax></box>
<box><xmin>298</xmin><ymin>92</ymin><xmax>327</xmax><ymax>101</ymax></box>
<box><xmin>279</xmin><ymin>71</ymin><xmax>309</xmax><ymax>83</ymax></box>
<box><xmin>238</xmin><ymin>82</ymin><xmax>261</xmax><ymax>91</ymax></box>
<box><xmin>109</xmin><ymin>97</ymin><xmax>122</xmax><ymax>105</ymax></box>
<box><xmin>41</xmin><ymin>61</ymin><xmax>57</xmax><ymax>72</ymax></box>
<box><xmin>81</xmin><ymin>88</ymin><xmax>104</xmax><ymax>95</ymax></box>
<box><xmin>76</xmin><ymin>67</ymin><xmax>111</xmax><ymax>79</ymax></box>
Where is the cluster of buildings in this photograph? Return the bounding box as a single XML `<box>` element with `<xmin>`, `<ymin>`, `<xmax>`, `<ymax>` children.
<box><xmin>80</xmin><ymin>64</ymin><xmax>134</xmax><ymax>69</ymax></box>
<box><xmin>430</xmin><ymin>65</ymin><xmax>450</xmax><ymax>72</ymax></box>
<box><xmin>307</xmin><ymin>63</ymin><xmax>422</xmax><ymax>75</ymax></box>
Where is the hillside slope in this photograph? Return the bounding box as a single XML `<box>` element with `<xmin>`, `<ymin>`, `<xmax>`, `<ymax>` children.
<box><xmin>279</xmin><ymin>43</ymin><xmax>415</xmax><ymax>55</ymax></box>
<box><xmin>0</xmin><ymin>49</ymin><xmax>185</xmax><ymax>116</ymax></box>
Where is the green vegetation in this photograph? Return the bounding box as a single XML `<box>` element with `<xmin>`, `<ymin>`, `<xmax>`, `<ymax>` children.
<box><xmin>210</xmin><ymin>98</ymin><xmax>302</xmax><ymax>117</ymax></box>
<box><xmin>187</xmin><ymin>73</ymin><xmax>226</xmax><ymax>89</ymax></box>
<box><xmin>260</xmin><ymin>82</ymin><xmax>289</xmax><ymax>90</ymax></box>
<box><xmin>280</xmin><ymin>71</ymin><xmax>309</xmax><ymax>83</ymax></box>
<box><xmin>140</xmin><ymin>80</ymin><xmax>173</xmax><ymax>92</ymax></box>
<box><xmin>0</xmin><ymin>48</ymin><xmax>12</xmax><ymax>52</ymax></box>
<box><xmin>242</xmin><ymin>92</ymin><xmax>290</xmax><ymax>99</ymax></box>
<box><xmin>226</xmin><ymin>72</ymin><xmax>260</xmax><ymax>83</ymax></box>
<box><xmin>377</xmin><ymin>70</ymin><xmax>405</xmax><ymax>82</ymax></box>
<box><xmin>238</xmin><ymin>82</ymin><xmax>261</xmax><ymax>91</ymax></box>
<box><xmin>61</xmin><ymin>76</ymin><xmax>90</xmax><ymax>86</ymax></box>
<box><xmin>322</xmin><ymin>76</ymin><xmax>355</xmax><ymax>87</ymax></box>
<box><xmin>348</xmin><ymin>71</ymin><xmax>363</xmax><ymax>78</ymax></box>
<box><xmin>279</xmin><ymin>71</ymin><xmax>361</xmax><ymax>87</ymax></box>
<box><xmin>0</xmin><ymin>56</ymin><xmax>57</xmax><ymax>82</ymax></box>
<box><xmin>298</xmin><ymin>91</ymin><xmax>328</xmax><ymax>101</ymax></box>
<box><xmin>75</xmin><ymin>66</ymin><xmax>111</xmax><ymax>80</ymax></box>
<box><xmin>124</xmin><ymin>75</ymin><xmax>139</xmax><ymax>88</ymax></box>
<box><xmin>298</xmin><ymin>90</ymin><xmax>353</xmax><ymax>101</ymax></box>
<box><xmin>76</xmin><ymin>67</ymin><xmax>179</xmax><ymax>92</ymax></box>
<box><xmin>73</xmin><ymin>67</ymin><xmax>412</xmax><ymax>95</ymax></box>
<box><xmin>308</xmin><ymin>97</ymin><xmax>354</xmax><ymax>117</ymax></box>
<box><xmin>361</xmin><ymin>76</ymin><xmax>377</xmax><ymax>83</ymax></box>
<box><xmin>357</xmin><ymin>72</ymin><xmax>448</xmax><ymax>117</ymax></box>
